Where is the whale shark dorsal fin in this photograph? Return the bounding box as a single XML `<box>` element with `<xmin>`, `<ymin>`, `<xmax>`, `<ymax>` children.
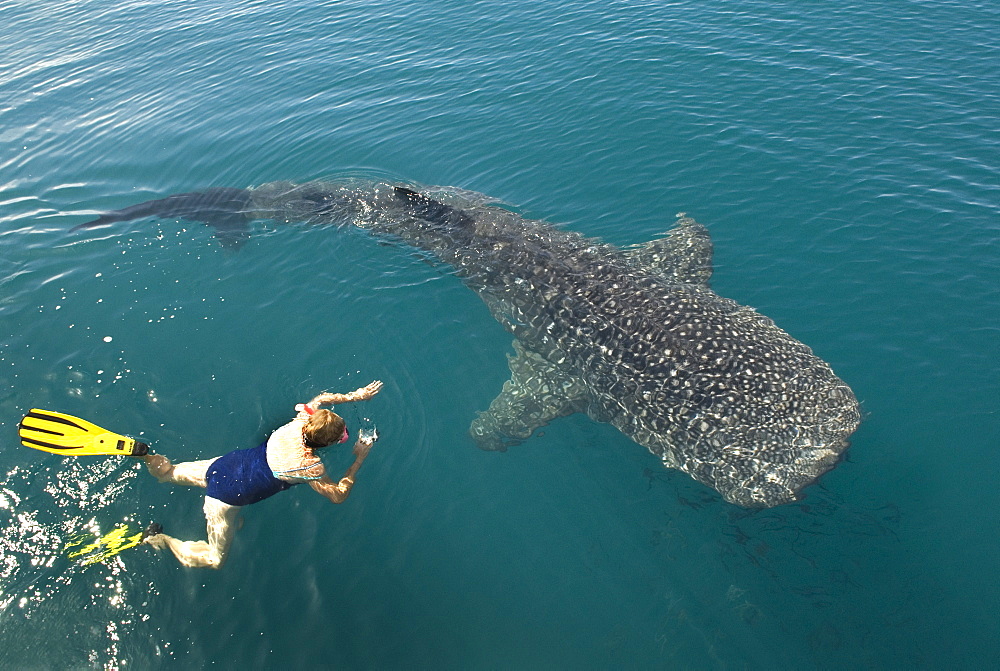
<box><xmin>624</xmin><ymin>213</ymin><xmax>714</xmax><ymax>286</ymax></box>
<box><xmin>469</xmin><ymin>340</ymin><xmax>589</xmax><ymax>451</ymax></box>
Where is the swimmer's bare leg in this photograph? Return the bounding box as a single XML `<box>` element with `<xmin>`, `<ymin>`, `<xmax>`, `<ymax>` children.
<box><xmin>144</xmin><ymin>497</ymin><xmax>239</xmax><ymax>569</ymax></box>
<box><xmin>139</xmin><ymin>455</ymin><xmax>216</xmax><ymax>487</ymax></box>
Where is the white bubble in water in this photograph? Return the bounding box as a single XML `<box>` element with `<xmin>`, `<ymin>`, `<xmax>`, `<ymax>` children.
<box><xmin>103</xmin><ymin>336</ymin><xmax>113</xmax><ymax>342</ymax></box>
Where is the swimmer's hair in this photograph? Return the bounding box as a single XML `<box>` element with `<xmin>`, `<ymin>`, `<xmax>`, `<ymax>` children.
<box><xmin>303</xmin><ymin>409</ymin><xmax>345</xmax><ymax>447</ymax></box>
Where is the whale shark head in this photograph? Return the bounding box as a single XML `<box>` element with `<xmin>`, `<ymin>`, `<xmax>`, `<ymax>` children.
<box><xmin>635</xmin><ymin>334</ymin><xmax>861</xmax><ymax>507</ymax></box>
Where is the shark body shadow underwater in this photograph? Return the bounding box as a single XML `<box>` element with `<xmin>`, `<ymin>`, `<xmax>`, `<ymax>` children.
<box><xmin>75</xmin><ymin>179</ymin><xmax>861</xmax><ymax>507</ymax></box>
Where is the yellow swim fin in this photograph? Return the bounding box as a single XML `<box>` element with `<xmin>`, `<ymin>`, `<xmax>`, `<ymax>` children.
<box><xmin>18</xmin><ymin>408</ymin><xmax>149</xmax><ymax>456</ymax></box>
<box><xmin>65</xmin><ymin>523</ymin><xmax>160</xmax><ymax>566</ymax></box>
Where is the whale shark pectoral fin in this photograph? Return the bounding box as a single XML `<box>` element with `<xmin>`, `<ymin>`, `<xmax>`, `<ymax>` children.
<box><xmin>469</xmin><ymin>340</ymin><xmax>589</xmax><ymax>451</ymax></box>
<box><xmin>624</xmin><ymin>213</ymin><xmax>714</xmax><ymax>286</ymax></box>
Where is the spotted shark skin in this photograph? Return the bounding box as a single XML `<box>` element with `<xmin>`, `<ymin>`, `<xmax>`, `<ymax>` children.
<box><xmin>77</xmin><ymin>179</ymin><xmax>861</xmax><ymax>507</ymax></box>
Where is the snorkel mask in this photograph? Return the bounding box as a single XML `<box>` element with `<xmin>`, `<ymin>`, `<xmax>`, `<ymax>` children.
<box><xmin>302</xmin><ymin>426</ymin><xmax>348</xmax><ymax>449</ymax></box>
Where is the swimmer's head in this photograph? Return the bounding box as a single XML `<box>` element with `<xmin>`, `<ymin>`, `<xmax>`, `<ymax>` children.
<box><xmin>303</xmin><ymin>409</ymin><xmax>348</xmax><ymax>448</ymax></box>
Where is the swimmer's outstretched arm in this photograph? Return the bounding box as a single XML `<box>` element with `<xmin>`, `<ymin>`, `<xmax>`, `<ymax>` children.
<box><xmin>309</xmin><ymin>434</ymin><xmax>375</xmax><ymax>504</ymax></box>
<box><xmin>302</xmin><ymin>380</ymin><xmax>383</xmax><ymax>412</ymax></box>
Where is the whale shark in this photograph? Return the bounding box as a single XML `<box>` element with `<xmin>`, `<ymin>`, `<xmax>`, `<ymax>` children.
<box><xmin>74</xmin><ymin>178</ymin><xmax>861</xmax><ymax>507</ymax></box>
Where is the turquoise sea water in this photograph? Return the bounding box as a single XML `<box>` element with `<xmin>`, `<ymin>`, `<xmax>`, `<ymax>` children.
<box><xmin>2</xmin><ymin>0</ymin><xmax>998</xmax><ymax>668</ymax></box>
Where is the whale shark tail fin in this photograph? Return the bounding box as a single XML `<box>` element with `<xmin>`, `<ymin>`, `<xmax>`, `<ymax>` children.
<box><xmin>73</xmin><ymin>187</ymin><xmax>255</xmax><ymax>248</ymax></box>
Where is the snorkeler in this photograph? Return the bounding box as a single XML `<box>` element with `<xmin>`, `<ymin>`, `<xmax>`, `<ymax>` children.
<box><xmin>137</xmin><ymin>381</ymin><xmax>383</xmax><ymax>568</ymax></box>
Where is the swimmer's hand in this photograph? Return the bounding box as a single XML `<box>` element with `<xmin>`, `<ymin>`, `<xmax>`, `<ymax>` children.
<box><xmin>349</xmin><ymin>380</ymin><xmax>383</xmax><ymax>401</ymax></box>
<box><xmin>353</xmin><ymin>438</ymin><xmax>373</xmax><ymax>458</ymax></box>
<box><xmin>312</xmin><ymin>381</ymin><xmax>383</xmax><ymax>407</ymax></box>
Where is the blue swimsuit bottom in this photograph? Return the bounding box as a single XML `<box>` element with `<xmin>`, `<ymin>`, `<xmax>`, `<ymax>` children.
<box><xmin>205</xmin><ymin>442</ymin><xmax>296</xmax><ymax>506</ymax></box>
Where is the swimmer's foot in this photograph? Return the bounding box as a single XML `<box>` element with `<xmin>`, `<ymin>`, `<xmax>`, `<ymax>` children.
<box><xmin>141</xmin><ymin>454</ymin><xmax>174</xmax><ymax>482</ymax></box>
<box><xmin>142</xmin><ymin>523</ymin><xmax>166</xmax><ymax>549</ymax></box>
